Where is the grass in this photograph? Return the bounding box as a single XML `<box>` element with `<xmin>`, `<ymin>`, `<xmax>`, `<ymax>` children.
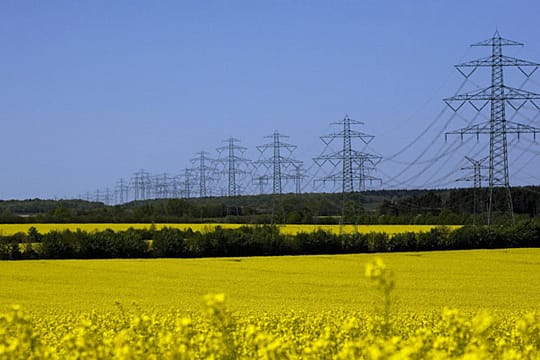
<box><xmin>1</xmin><ymin>248</ymin><xmax>539</xmax><ymax>315</ymax></box>
<box><xmin>0</xmin><ymin>223</ymin><xmax>460</xmax><ymax>236</ymax></box>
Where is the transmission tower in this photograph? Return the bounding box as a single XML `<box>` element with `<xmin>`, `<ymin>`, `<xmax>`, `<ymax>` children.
<box><xmin>191</xmin><ymin>151</ymin><xmax>216</xmax><ymax>198</ymax></box>
<box><xmin>179</xmin><ymin>168</ymin><xmax>195</xmax><ymax>199</ymax></box>
<box><xmin>131</xmin><ymin>169</ymin><xmax>152</xmax><ymax>201</ymax></box>
<box><xmin>253</xmin><ymin>175</ymin><xmax>269</xmax><ymax>194</ymax></box>
<box><xmin>169</xmin><ymin>175</ymin><xmax>181</xmax><ymax>198</ymax></box>
<box><xmin>153</xmin><ymin>173</ymin><xmax>170</xmax><ymax>199</ymax></box>
<box><xmin>445</xmin><ymin>31</ymin><xmax>540</xmax><ymax>224</ymax></box>
<box><xmin>255</xmin><ymin>131</ymin><xmax>302</xmax><ymax>194</ymax></box>
<box><xmin>458</xmin><ymin>156</ymin><xmax>488</xmax><ymax>189</ymax></box>
<box><xmin>94</xmin><ymin>189</ymin><xmax>101</xmax><ymax>203</ymax></box>
<box><xmin>83</xmin><ymin>192</ymin><xmax>92</xmax><ymax>202</ymax></box>
<box><xmin>115</xmin><ymin>178</ymin><xmax>129</xmax><ymax>204</ymax></box>
<box><xmin>314</xmin><ymin>114</ymin><xmax>382</xmax><ymax>193</ymax></box>
<box><xmin>102</xmin><ymin>188</ymin><xmax>113</xmax><ymax>205</ymax></box>
<box><xmin>216</xmin><ymin>137</ymin><xmax>251</xmax><ymax>197</ymax></box>
<box><xmin>286</xmin><ymin>163</ymin><xmax>307</xmax><ymax>195</ymax></box>
<box><xmin>457</xmin><ymin>156</ymin><xmax>489</xmax><ymax>220</ymax></box>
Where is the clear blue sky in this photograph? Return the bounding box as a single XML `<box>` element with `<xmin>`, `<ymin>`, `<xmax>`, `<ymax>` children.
<box><xmin>1</xmin><ymin>1</ymin><xmax>540</xmax><ymax>200</ymax></box>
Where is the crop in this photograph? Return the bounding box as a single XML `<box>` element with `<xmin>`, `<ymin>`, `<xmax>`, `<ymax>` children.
<box><xmin>1</xmin><ymin>255</ymin><xmax>540</xmax><ymax>358</ymax></box>
<box><xmin>0</xmin><ymin>223</ymin><xmax>459</xmax><ymax>237</ymax></box>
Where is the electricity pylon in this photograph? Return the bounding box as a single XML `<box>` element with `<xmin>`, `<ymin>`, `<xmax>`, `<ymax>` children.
<box><xmin>191</xmin><ymin>151</ymin><xmax>216</xmax><ymax>198</ymax></box>
<box><xmin>115</xmin><ymin>178</ymin><xmax>129</xmax><ymax>204</ymax></box>
<box><xmin>457</xmin><ymin>156</ymin><xmax>489</xmax><ymax>221</ymax></box>
<box><xmin>179</xmin><ymin>168</ymin><xmax>195</xmax><ymax>199</ymax></box>
<box><xmin>314</xmin><ymin>114</ymin><xmax>382</xmax><ymax>193</ymax></box>
<box><xmin>255</xmin><ymin>131</ymin><xmax>302</xmax><ymax>195</ymax></box>
<box><xmin>131</xmin><ymin>169</ymin><xmax>152</xmax><ymax>201</ymax></box>
<box><xmin>445</xmin><ymin>31</ymin><xmax>540</xmax><ymax>224</ymax></box>
<box><xmin>153</xmin><ymin>173</ymin><xmax>170</xmax><ymax>199</ymax></box>
<box><xmin>458</xmin><ymin>156</ymin><xmax>488</xmax><ymax>190</ymax></box>
<box><xmin>216</xmin><ymin>137</ymin><xmax>251</xmax><ymax>197</ymax></box>
<box><xmin>290</xmin><ymin>163</ymin><xmax>307</xmax><ymax>195</ymax></box>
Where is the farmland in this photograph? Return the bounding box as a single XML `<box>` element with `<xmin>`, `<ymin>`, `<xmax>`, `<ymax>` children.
<box><xmin>1</xmin><ymin>249</ymin><xmax>540</xmax><ymax>358</ymax></box>
<box><xmin>2</xmin><ymin>249</ymin><xmax>539</xmax><ymax>313</ymax></box>
<box><xmin>0</xmin><ymin>223</ymin><xmax>459</xmax><ymax>237</ymax></box>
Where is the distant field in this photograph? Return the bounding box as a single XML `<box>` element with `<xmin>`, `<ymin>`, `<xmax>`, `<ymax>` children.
<box><xmin>1</xmin><ymin>248</ymin><xmax>538</xmax><ymax>314</ymax></box>
<box><xmin>0</xmin><ymin>223</ymin><xmax>460</xmax><ymax>236</ymax></box>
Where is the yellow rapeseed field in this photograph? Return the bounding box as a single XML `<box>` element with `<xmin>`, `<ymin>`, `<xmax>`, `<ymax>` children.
<box><xmin>1</xmin><ymin>250</ymin><xmax>540</xmax><ymax>358</ymax></box>
<box><xmin>0</xmin><ymin>223</ymin><xmax>460</xmax><ymax>236</ymax></box>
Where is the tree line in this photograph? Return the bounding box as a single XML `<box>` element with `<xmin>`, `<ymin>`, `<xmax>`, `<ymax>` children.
<box><xmin>1</xmin><ymin>186</ymin><xmax>539</xmax><ymax>225</ymax></box>
<box><xmin>2</xmin><ymin>222</ymin><xmax>540</xmax><ymax>260</ymax></box>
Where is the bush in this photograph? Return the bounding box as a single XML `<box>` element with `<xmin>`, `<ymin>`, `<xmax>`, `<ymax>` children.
<box><xmin>152</xmin><ymin>227</ymin><xmax>186</xmax><ymax>258</ymax></box>
<box><xmin>5</xmin><ymin>223</ymin><xmax>540</xmax><ymax>260</ymax></box>
<box><xmin>40</xmin><ymin>230</ymin><xmax>77</xmax><ymax>259</ymax></box>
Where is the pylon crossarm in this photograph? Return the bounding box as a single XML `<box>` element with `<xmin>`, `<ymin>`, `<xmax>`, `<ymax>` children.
<box><xmin>505</xmin><ymin>121</ymin><xmax>540</xmax><ymax>135</ymax></box>
<box><xmin>444</xmin><ymin>99</ymin><xmax>466</xmax><ymax>112</ymax></box>
<box><xmin>330</xmin><ymin>118</ymin><xmax>364</xmax><ymax>126</ymax></box>
<box><xmin>518</xmin><ymin>65</ymin><xmax>539</xmax><ymax>78</ymax></box>
<box><xmin>471</xmin><ymin>32</ymin><xmax>523</xmax><ymax>47</ymax></box>
<box><xmin>503</xmin><ymin>86</ymin><xmax>540</xmax><ymax>100</ymax></box>
<box><xmin>320</xmin><ymin>135</ymin><xmax>335</xmax><ymax>146</ymax></box>
<box><xmin>446</xmin><ymin>122</ymin><xmax>491</xmax><ymax>138</ymax></box>
<box><xmin>321</xmin><ymin>130</ymin><xmax>375</xmax><ymax>143</ymax></box>
<box><xmin>457</xmin><ymin>55</ymin><xmax>539</xmax><ymax>69</ymax></box>
<box><xmin>349</xmin><ymin>151</ymin><xmax>382</xmax><ymax>165</ymax></box>
<box><xmin>464</xmin><ymin>155</ymin><xmax>489</xmax><ymax>165</ymax></box>
<box><xmin>445</xmin><ymin>86</ymin><xmax>540</xmax><ymax>106</ymax></box>
<box><xmin>445</xmin><ymin>86</ymin><xmax>493</xmax><ymax>102</ymax></box>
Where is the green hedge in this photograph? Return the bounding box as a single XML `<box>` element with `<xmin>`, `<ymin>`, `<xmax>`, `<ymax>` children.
<box><xmin>1</xmin><ymin>223</ymin><xmax>540</xmax><ymax>260</ymax></box>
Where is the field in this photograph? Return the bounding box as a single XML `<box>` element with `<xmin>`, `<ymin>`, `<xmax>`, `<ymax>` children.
<box><xmin>1</xmin><ymin>249</ymin><xmax>540</xmax><ymax>358</ymax></box>
<box><xmin>0</xmin><ymin>223</ymin><xmax>460</xmax><ymax>236</ymax></box>
<box><xmin>2</xmin><ymin>249</ymin><xmax>539</xmax><ymax>313</ymax></box>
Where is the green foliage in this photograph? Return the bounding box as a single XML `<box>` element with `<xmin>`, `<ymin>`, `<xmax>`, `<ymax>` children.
<box><xmin>152</xmin><ymin>227</ymin><xmax>187</xmax><ymax>257</ymax></box>
<box><xmin>2</xmin><ymin>222</ymin><xmax>540</xmax><ymax>259</ymax></box>
<box><xmin>40</xmin><ymin>230</ymin><xmax>77</xmax><ymax>259</ymax></box>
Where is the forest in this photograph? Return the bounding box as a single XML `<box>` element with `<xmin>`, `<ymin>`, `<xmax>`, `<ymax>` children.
<box><xmin>0</xmin><ymin>186</ymin><xmax>539</xmax><ymax>225</ymax></box>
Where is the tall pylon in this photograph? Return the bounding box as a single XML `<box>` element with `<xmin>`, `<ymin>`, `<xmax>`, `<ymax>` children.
<box><xmin>153</xmin><ymin>173</ymin><xmax>170</xmax><ymax>199</ymax></box>
<box><xmin>131</xmin><ymin>169</ymin><xmax>152</xmax><ymax>201</ymax></box>
<box><xmin>255</xmin><ymin>131</ymin><xmax>302</xmax><ymax>195</ymax></box>
<box><xmin>216</xmin><ymin>137</ymin><xmax>251</xmax><ymax>197</ymax></box>
<box><xmin>314</xmin><ymin>114</ymin><xmax>382</xmax><ymax>193</ymax></box>
<box><xmin>445</xmin><ymin>31</ymin><xmax>540</xmax><ymax>224</ymax></box>
<box><xmin>458</xmin><ymin>156</ymin><xmax>488</xmax><ymax>190</ymax></box>
<box><xmin>179</xmin><ymin>168</ymin><xmax>195</xmax><ymax>199</ymax></box>
<box><xmin>191</xmin><ymin>151</ymin><xmax>216</xmax><ymax>198</ymax></box>
<box><xmin>457</xmin><ymin>156</ymin><xmax>489</xmax><ymax>220</ymax></box>
<box><xmin>115</xmin><ymin>178</ymin><xmax>129</xmax><ymax>204</ymax></box>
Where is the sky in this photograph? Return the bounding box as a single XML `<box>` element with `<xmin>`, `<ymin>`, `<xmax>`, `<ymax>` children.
<box><xmin>1</xmin><ymin>0</ymin><xmax>540</xmax><ymax>200</ymax></box>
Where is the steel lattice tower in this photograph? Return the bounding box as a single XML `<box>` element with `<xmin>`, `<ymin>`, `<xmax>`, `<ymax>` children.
<box><xmin>115</xmin><ymin>178</ymin><xmax>129</xmax><ymax>204</ymax></box>
<box><xmin>179</xmin><ymin>168</ymin><xmax>195</xmax><ymax>199</ymax></box>
<box><xmin>216</xmin><ymin>137</ymin><xmax>251</xmax><ymax>197</ymax></box>
<box><xmin>153</xmin><ymin>173</ymin><xmax>170</xmax><ymax>199</ymax></box>
<box><xmin>191</xmin><ymin>151</ymin><xmax>216</xmax><ymax>198</ymax></box>
<box><xmin>314</xmin><ymin>115</ymin><xmax>382</xmax><ymax>193</ymax></box>
<box><xmin>458</xmin><ymin>156</ymin><xmax>488</xmax><ymax>190</ymax></box>
<box><xmin>291</xmin><ymin>163</ymin><xmax>306</xmax><ymax>195</ymax></box>
<box><xmin>131</xmin><ymin>169</ymin><xmax>151</xmax><ymax>201</ymax></box>
<box><xmin>445</xmin><ymin>31</ymin><xmax>540</xmax><ymax>224</ymax></box>
<box><xmin>457</xmin><ymin>156</ymin><xmax>488</xmax><ymax>220</ymax></box>
<box><xmin>255</xmin><ymin>131</ymin><xmax>302</xmax><ymax>195</ymax></box>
